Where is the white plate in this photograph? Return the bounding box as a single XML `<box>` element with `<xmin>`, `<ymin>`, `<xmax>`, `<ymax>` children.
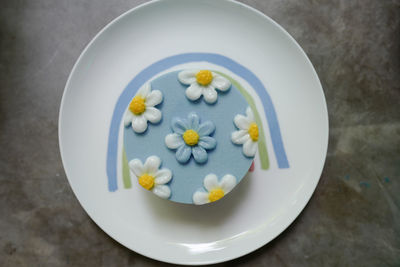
<box><xmin>59</xmin><ymin>0</ymin><xmax>328</xmax><ymax>265</ymax></box>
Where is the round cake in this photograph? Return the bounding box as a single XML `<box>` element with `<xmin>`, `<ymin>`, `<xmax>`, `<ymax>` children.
<box><xmin>123</xmin><ymin>69</ymin><xmax>259</xmax><ymax>204</ymax></box>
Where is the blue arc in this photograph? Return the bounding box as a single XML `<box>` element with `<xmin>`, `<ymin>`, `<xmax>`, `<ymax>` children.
<box><xmin>107</xmin><ymin>53</ymin><xmax>289</xmax><ymax>192</ymax></box>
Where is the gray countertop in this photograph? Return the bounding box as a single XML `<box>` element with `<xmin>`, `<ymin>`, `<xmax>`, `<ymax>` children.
<box><xmin>1</xmin><ymin>0</ymin><xmax>399</xmax><ymax>266</ymax></box>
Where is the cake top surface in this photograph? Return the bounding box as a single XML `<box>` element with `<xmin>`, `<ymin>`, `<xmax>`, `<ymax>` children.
<box><xmin>123</xmin><ymin>70</ymin><xmax>257</xmax><ymax>204</ymax></box>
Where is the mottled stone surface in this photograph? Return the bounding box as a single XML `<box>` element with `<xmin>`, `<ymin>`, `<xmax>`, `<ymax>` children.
<box><xmin>0</xmin><ymin>0</ymin><xmax>399</xmax><ymax>266</ymax></box>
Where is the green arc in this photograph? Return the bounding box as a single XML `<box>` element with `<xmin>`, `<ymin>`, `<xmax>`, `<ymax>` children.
<box><xmin>122</xmin><ymin>148</ymin><xmax>131</xmax><ymax>189</ymax></box>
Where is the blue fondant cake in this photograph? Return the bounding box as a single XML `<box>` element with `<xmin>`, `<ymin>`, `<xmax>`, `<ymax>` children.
<box><xmin>123</xmin><ymin>70</ymin><xmax>259</xmax><ymax>204</ymax></box>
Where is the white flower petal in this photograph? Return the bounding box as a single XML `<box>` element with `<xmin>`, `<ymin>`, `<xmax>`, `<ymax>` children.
<box><xmin>193</xmin><ymin>191</ymin><xmax>210</xmax><ymax>205</ymax></box>
<box><xmin>143</xmin><ymin>155</ymin><xmax>161</xmax><ymax>175</ymax></box>
<box><xmin>145</xmin><ymin>90</ymin><xmax>163</xmax><ymax>107</ymax></box>
<box><xmin>128</xmin><ymin>159</ymin><xmax>143</xmax><ymax>177</ymax></box>
<box><xmin>211</xmin><ymin>74</ymin><xmax>231</xmax><ymax>91</ymax></box>
<box><xmin>143</xmin><ymin>107</ymin><xmax>161</xmax><ymax>123</ymax></box>
<box><xmin>131</xmin><ymin>115</ymin><xmax>148</xmax><ymax>133</ymax></box>
<box><xmin>231</xmin><ymin>130</ymin><xmax>250</xmax><ymax>144</ymax></box>
<box><xmin>203</xmin><ymin>174</ymin><xmax>219</xmax><ymax>191</ymax></box>
<box><xmin>234</xmin><ymin>114</ymin><xmax>251</xmax><ymax>130</ymax></box>
<box><xmin>165</xmin><ymin>133</ymin><xmax>184</xmax><ymax>149</ymax></box>
<box><xmin>137</xmin><ymin>83</ymin><xmax>151</xmax><ymax>98</ymax></box>
<box><xmin>185</xmin><ymin>83</ymin><xmax>202</xmax><ymax>101</ymax></box>
<box><xmin>246</xmin><ymin>106</ymin><xmax>255</xmax><ymax>122</ymax></box>
<box><xmin>124</xmin><ymin>111</ymin><xmax>133</xmax><ymax>126</ymax></box>
<box><xmin>152</xmin><ymin>185</ymin><xmax>171</xmax><ymax>199</ymax></box>
<box><xmin>243</xmin><ymin>139</ymin><xmax>258</xmax><ymax>157</ymax></box>
<box><xmin>178</xmin><ymin>70</ymin><xmax>197</xmax><ymax>84</ymax></box>
<box><xmin>220</xmin><ymin>174</ymin><xmax>236</xmax><ymax>194</ymax></box>
<box><xmin>154</xmin><ymin>169</ymin><xmax>172</xmax><ymax>185</ymax></box>
<box><xmin>203</xmin><ymin>87</ymin><xmax>217</xmax><ymax>104</ymax></box>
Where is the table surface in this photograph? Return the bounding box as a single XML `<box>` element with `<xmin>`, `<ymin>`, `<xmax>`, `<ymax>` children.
<box><xmin>1</xmin><ymin>0</ymin><xmax>399</xmax><ymax>266</ymax></box>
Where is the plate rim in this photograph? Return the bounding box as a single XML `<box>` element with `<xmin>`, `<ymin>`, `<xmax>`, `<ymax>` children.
<box><xmin>58</xmin><ymin>0</ymin><xmax>329</xmax><ymax>264</ymax></box>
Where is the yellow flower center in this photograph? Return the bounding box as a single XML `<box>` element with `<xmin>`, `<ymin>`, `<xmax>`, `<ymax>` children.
<box><xmin>129</xmin><ymin>95</ymin><xmax>146</xmax><ymax>115</ymax></box>
<box><xmin>138</xmin><ymin>173</ymin><xmax>154</xmax><ymax>190</ymax></box>
<box><xmin>208</xmin><ymin>188</ymin><xmax>225</xmax><ymax>202</ymax></box>
<box><xmin>182</xmin><ymin>129</ymin><xmax>200</xmax><ymax>146</ymax></box>
<box><xmin>248</xmin><ymin>122</ymin><xmax>259</xmax><ymax>141</ymax></box>
<box><xmin>196</xmin><ymin>70</ymin><xmax>213</xmax><ymax>86</ymax></box>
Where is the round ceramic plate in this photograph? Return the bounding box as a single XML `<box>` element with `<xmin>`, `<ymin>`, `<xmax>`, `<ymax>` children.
<box><xmin>59</xmin><ymin>0</ymin><xmax>328</xmax><ymax>265</ymax></box>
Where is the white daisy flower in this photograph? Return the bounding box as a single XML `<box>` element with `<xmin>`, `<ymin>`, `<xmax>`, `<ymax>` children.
<box><xmin>129</xmin><ymin>156</ymin><xmax>172</xmax><ymax>199</ymax></box>
<box><xmin>192</xmin><ymin>174</ymin><xmax>236</xmax><ymax>205</ymax></box>
<box><xmin>124</xmin><ymin>83</ymin><xmax>163</xmax><ymax>133</ymax></box>
<box><xmin>178</xmin><ymin>69</ymin><xmax>231</xmax><ymax>104</ymax></box>
<box><xmin>231</xmin><ymin>107</ymin><xmax>259</xmax><ymax>157</ymax></box>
